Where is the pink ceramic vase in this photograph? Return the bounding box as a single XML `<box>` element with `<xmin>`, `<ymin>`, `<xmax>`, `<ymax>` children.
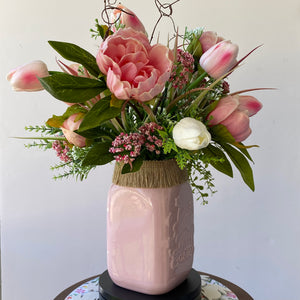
<box><xmin>107</xmin><ymin>160</ymin><xmax>194</xmax><ymax>295</ymax></box>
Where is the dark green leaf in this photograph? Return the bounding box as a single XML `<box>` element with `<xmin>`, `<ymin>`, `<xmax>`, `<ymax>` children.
<box><xmin>77</xmin><ymin>97</ymin><xmax>122</xmax><ymax>132</ymax></box>
<box><xmin>81</xmin><ymin>142</ymin><xmax>113</xmax><ymax>166</ymax></box>
<box><xmin>39</xmin><ymin>73</ymin><xmax>105</xmax><ymax>103</ymax></box>
<box><xmin>238</xmin><ymin>143</ymin><xmax>254</xmax><ymax>163</ymax></box>
<box><xmin>48</xmin><ymin>41</ymin><xmax>100</xmax><ymax>77</ymax></box>
<box><xmin>210</xmin><ymin>124</ymin><xmax>236</xmax><ymax>144</ymax></box>
<box><xmin>121</xmin><ymin>157</ymin><xmax>143</xmax><ymax>174</ymax></box>
<box><xmin>76</xmin><ymin>123</ymin><xmax>117</xmax><ymax>139</ymax></box>
<box><xmin>221</xmin><ymin>143</ymin><xmax>255</xmax><ymax>191</ymax></box>
<box><xmin>202</xmin><ymin>144</ymin><xmax>233</xmax><ymax>177</ymax></box>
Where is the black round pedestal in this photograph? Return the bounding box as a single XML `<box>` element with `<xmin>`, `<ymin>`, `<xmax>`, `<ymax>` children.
<box><xmin>99</xmin><ymin>269</ymin><xmax>201</xmax><ymax>300</ymax></box>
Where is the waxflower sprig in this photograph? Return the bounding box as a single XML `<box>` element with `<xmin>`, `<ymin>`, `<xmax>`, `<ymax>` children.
<box><xmin>7</xmin><ymin>2</ymin><xmax>265</xmax><ymax>203</ymax></box>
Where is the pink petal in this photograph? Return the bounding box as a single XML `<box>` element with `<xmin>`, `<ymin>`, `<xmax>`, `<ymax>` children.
<box><xmin>208</xmin><ymin>95</ymin><xmax>239</xmax><ymax>125</ymax></box>
<box><xmin>238</xmin><ymin>95</ymin><xmax>263</xmax><ymax>117</ymax></box>
<box><xmin>221</xmin><ymin>110</ymin><xmax>251</xmax><ymax>142</ymax></box>
<box><xmin>7</xmin><ymin>60</ymin><xmax>49</xmax><ymax>92</ymax></box>
<box><xmin>200</xmin><ymin>41</ymin><xmax>239</xmax><ymax>79</ymax></box>
<box><xmin>199</xmin><ymin>31</ymin><xmax>218</xmax><ymax>53</ymax></box>
<box><xmin>107</xmin><ymin>68</ymin><xmax>131</xmax><ymax>100</ymax></box>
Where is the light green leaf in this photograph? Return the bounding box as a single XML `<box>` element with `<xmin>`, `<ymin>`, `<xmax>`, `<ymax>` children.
<box><xmin>48</xmin><ymin>41</ymin><xmax>100</xmax><ymax>77</ymax></box>
<box><xmin>46</xmin><ymin>105</ymin><xmax>87</xmax><ymax>128</ymax></box>
<box><xmin>39</xmin><ymin>73</ymin><xmax>106</xmax><ymax>103</ymax></box>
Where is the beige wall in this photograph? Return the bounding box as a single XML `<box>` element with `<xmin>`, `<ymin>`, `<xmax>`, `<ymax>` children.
<box><xmin>1</xmin><ymin>0</ymin><xmax>299</xmax><ymax>299</ymax></box>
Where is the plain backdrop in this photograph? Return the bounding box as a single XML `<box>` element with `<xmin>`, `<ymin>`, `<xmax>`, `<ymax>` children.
<box><xmin>1</xmin><ymin>0</ymin><xmax>300</xmax><ymax>299</ymax></box>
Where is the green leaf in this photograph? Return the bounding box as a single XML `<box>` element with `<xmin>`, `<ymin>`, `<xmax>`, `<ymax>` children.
<box><xmin>48</xmin><ymin>41</ymin><xmax>100</xmax><ymax>77</ymax></box>
<box><xmin>77</xmin><ymin>97</ymin><xmax>122</xmax><ymax>132</ymax></box>
<box><xmin>221</xmin><ymin>143</ymin><xmax>255</xmax><ymax>191</ymax></box>
<box><xmin>210</xmin><ymin>124</ymin><xmax>236</xmax><ymax>144</ymax></box>
<box><xmin>76</xmin><ymin>123</ymin><xmax>117</xmax><ymax>140</ymax></box>
<box><xmin>97</xmin><ymin>24</ymin><xmax>112</xmax><ymax>39</ymax></box>
<box><xmin>81</xmin><ymin>142</ymin><xmax>114</xmax><ymax>166</ymax></box>
<box><xmin>121</xmin><ymin>157</ymin><xmax>143</xmax><ymax>174</ymax></box>
<box><xmin>39</xmin><ymin>73</ymin><xmax>106</xmax><ymax>103</ymax></box>
<box><xmin>46</xmin><ymin>105</ymin><xmax>87</xmax><ymax>128</ymax></box>
<box><xmin>202</xmin><ymin>144</ymin><xmax>233</xmax><ymax>177</ymax></box>
<box><xmin>238</xmin><ymin>143</ymin><xmax>254</xmax><ymax>163</ymax></box>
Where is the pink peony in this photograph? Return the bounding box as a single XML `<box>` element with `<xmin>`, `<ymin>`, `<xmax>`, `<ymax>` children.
<box><xmin>96</xmin><ymin>28</ymin><xmax>174</xmax><ymax>102</ymax></box>
<box><xmin>6</xmin><ymin>60</ymin><xmax>49</xmax><ymax>92</ymax></box>
<box><xmin>207</xmin><ymin>95</ymin><xmax>262</xmax><ymax>142</ymax></box>
<box><xmin>111</xmin><ymin>4</ymin><xmax>147</xmax><ymax>34</ymax></box>
<box><xmin>200</xmin><ymin>40</ymin><xmax>239</xmax><ymax>79</ymax></box>
<box><xmin>61</xmin><ymin>114</ymin><xmax>86</xmax><ymax>148</ymax></box>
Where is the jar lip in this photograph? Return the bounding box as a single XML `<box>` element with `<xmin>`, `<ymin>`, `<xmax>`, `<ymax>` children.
<box><xmin>112</xmin><ymin>159</ymin><xmax>189</xmax><ymax>188</ymax></box>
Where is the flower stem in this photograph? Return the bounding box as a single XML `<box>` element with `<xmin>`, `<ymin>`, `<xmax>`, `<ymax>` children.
<box><xmin>166</xmin><ymin>87</ymin><xmax>209</xmax><ymax>113</ymax></box>
<box><xmin>111</xmin><ymin>118</ymin><xmax>124</xmax><ymax>133</ymax></box>
<box><xmin>139</xmin><ymin>102</ymin><xmax>157</xmax><ymax>123</ymax></box>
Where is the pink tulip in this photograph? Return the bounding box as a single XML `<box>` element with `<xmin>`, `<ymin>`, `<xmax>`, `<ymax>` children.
<box><xmin>6</xmin><ymin>60</ymin><xmax>49</xmax><ymax>91</ymax></box>
<box><xmin>61</xmin><ymin>114</ymin><xmax>86</xmax><ymax>148</ymax></box>
<box><xmin>199</xmin><ymin>31</ymin><xmax>223</xmax><ymax>53</ymax></box>
<box><xmin>96</xmin><ymin>28</ymin><xmax>174</xmax><ymax>102</ymax></box>
<box><xmin>207</xmin><ymin>95</ymin><xmax>262</xmax><ymax>142</ymax></box>
<box><xmin>200</xmin><ymin>40</ymin><xmax>239</xmax><ymax>79</ymax></box>
<box><xmin>111</xmin><ymin>4</ymin><xmax>146</xmax><ymax>34</ymax></box>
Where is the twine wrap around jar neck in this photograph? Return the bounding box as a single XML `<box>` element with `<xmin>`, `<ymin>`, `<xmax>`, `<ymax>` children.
<box><xmin>112</xmin><ymin>160</ymin><xmax>189</xmax><ymax>188</ymax></box>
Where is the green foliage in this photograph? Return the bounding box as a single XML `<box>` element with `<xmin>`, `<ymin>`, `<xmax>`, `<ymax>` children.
<box><xmin>77</xmin><ymin>97</ymin><xmax>122</xmax><ymax>132</ymax></box>
<box><xmin>219</xmin><ymin>142</ymin><xmax>255</xmax><ymax>191</ymax></box>
<box><xmin>39</xmin><ymin>73</ymin><xmax>106</xmax><ymax>103</ymax></box>
<box><xmin>121</xmin><ymin>156</ymin><xmax>144</xmax><ymax>174</ymax></box>
<box><xmin>25</xmin><ymin>125</ymin><xmax>61</xmax><ymax>135</ymax></box>
<box><xmin>51</xmin><ymin>146</ymin><xmax>95</xmax><ymax>181</ymax></box>
<box><xmin>90</xmin><ymin>19</ymin><xmax>113</xmax><ymax>40</ymax></box>
<box><xmin>48</xmin><ymin>41</ymin><xmax>101</xmax><ymax>77</ymax></box>
<box><xmin>47</xmin><ymin>105</ymin><xmax>87</xmax><ymax>128</ymax></box>
<box><xmin>202</xmin><ymin>144</ymin><xmax>233</xmax><ymax>178</ymax></box>
<box><xmin>82</xmin><ymin>141</ymin><xmax>114</xmax><ymax>166</ymax></box>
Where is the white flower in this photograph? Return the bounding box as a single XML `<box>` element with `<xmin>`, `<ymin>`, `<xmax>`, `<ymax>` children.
<box><xmin>173</xmin><ymin>117</ymin><xmax>211</xmax><ymax>150</ymax></box>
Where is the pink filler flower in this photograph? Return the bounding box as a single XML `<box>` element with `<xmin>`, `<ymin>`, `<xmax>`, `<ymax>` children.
<box><xmin>96</xmin><ymin>28</ymin><xmax>174</xmax><ymax>102</ymax></box>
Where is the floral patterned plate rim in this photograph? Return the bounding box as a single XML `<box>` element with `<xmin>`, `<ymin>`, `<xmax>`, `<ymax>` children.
<box><xmin>64</xmin><ymin>274</ymin><xmax>238</xmax><ymax>300</ymax></box>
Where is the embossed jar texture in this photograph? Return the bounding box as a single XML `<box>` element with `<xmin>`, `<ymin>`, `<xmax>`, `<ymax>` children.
<box><xmin>107</xmin><ymin>160</ymin><xmax>194</xmax><ymax>295</ymax></box>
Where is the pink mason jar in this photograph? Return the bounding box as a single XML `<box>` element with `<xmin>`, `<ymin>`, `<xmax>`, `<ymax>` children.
<box><xmin>107</xmin><ymin>160</ymin><xmax>194</xmax><ymax>295</ymax></box>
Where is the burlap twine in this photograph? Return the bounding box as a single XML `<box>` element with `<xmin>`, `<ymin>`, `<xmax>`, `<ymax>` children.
<box><xmin>112</xmin><ymin>160</ymin><xmax>189</xmax><ymax>188</ymax></box>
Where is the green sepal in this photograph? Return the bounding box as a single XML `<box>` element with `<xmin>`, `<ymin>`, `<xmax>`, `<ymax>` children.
<box><xmin>48</xmin><ymin>41</ymin><xmax>101</xmax><ymax>77</ymax></box>
<box><xmin>46</xmin><ymin>105</ymin><xmax>87</xmax><ymax>128</ymax></box>
<box><xmin>81</xmin><ymin>141</ymin><xmax>114</xmax><ymax>166</ymax></box>
<box><xmin>121</xmin><ymin>157</ymin><xmax>143</xmax><ymax>174</ymax></box>
<box><xmin>220</xmin><ymin>143</ymin><xmax>255</xmax><ymax>191</ymax></box>
<box><xmin>39</xmin><ymin>73</ymin><xmax>106</xmax><ymax>103</ymax></box>
<box><xmin>77</xmin><ymin>97</ymin><xmax>122</xmax><ymax>132</ymax></box>
<box><xmin>202</xmin><ymin>144</ymin><xmax>233</xmax><ymax>178</ymax></box>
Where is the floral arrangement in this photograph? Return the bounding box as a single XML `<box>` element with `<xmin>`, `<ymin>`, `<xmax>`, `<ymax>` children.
<box><xmin>7</xmin><ymin>0</ymin><xmax>265</xmax><ymax>203</ymax></box>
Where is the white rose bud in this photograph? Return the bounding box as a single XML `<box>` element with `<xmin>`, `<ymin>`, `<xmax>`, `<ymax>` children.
<box><xmin>173</xmin><ymin>117</ymin><xmax>211</xmax><ymax>150</ymax></box>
